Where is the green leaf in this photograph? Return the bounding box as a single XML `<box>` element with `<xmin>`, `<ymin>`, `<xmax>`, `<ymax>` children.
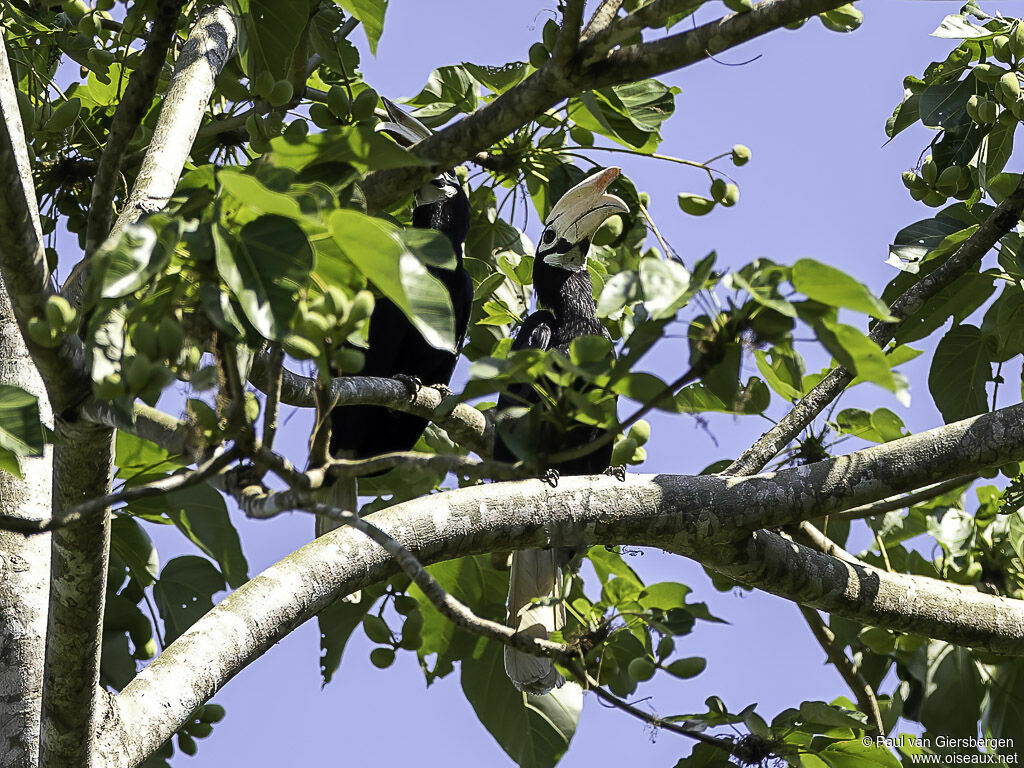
<box><xmin>792</xmin><ymin>259</ymin><xmax>893</xmax><ymax>320</ymax></box>
<box><xmin>110</xmin><ymin>515</ymin><xmax>159</xmax><ymax>587</ymax></box>
<box><xmin>798</xmin><ymin>700</ymin><xmax>868</xmax><ymax>729</ymax></box>
<box><xmin>153</xmin><ymin>556</ymin><xmax>226</xmax><ymax>643</ymax></box>
<box><xmin>571</xmin><ymin>79</ymin><xmax>677</xmax><ymax>152</ymax></box>
<box><xmin>639</xmin><ymin>257</ymin><xmax>692</xmax><ymax>319</ymax></box>
<box><xmin>164</xmin><ymin>484</ymin><xmax>249</xmax><ymax>589</ymax></box>
<box><xmin>0</xmin><ymin>383</ymin><xmax>45</xmax><ymax>477</ymax></box>
<box><xmin>87</xmin><ymin>222</ymin><xmax>164</xmax><ymax>301</ymax></box>
<box><xmin>218</xmin><ymin>170</ymin><xmax>304</xmax><ymax>219</ymax></box>
<box><xmin>931</xmin><ymin>13</ymin><xmax>992</xmax><ymax>39</ymax></box>
<box><xmin>461</xmin><ymin>638</ymin><xmax>581</xmax><ymax>768</ymax></box>
<box><xmin>982</xmin><ymin>658</ymin><xmax>1024</xmax><ymax>740</ymax></box>
<box><xmin>237</xmin><ymin>0</ymin><xmax>308</xmax><ymax>80</ymax></box>
<box><xmin>215</xmin><ymin>215</ymin><xmax>313</xmax><ymax>340</ymax></box>
<box><xmin>815</xmin><ymin>740</ymin><xmax>901</xmax><ymax>768</ymax></box>
<box><xmin>928</xmin><ymin>324</ymin><xmax>992</xmax><ymax>423</ymax></box>
<box><xmin>984</xmin><ymin>112</ymin><xmax>1017</xmax><ymax>183</ymax></box>
<box><xmin>919</xmin><ymin>642</ymin><xmax>983</xmax><ymax>737</ymax></box>
<box><xmin>665</xmin><ymin>657</ymin><xmax>706</xmax><ymax>679</ymax></box>
<box><xmin>816</xmin><ymin>320</ymin><xmax>900</xmax><ymax>393</ymax></box>
<box><xmin>337</xmin><ymin>0</ymin><xmax>389</xmax><ymax>54</ymax></box>
<box><xmin>319</xmin><ymin>584</ymin><xmax>386</xmax><ymax>685</ymax></box>
<box><xmin>265</xmin><ymin>124</ymin><xmax>422</xmax><ymax>174</ymax></box>
<box><xmin>327</xmin><ymin>210</ymin><xmax>455</xmax><ymax>352</ymax></box>
<box><xmin>114</xmin><ymin>431</ymin><xmax>185</xmax><ymax>481</ymax></box>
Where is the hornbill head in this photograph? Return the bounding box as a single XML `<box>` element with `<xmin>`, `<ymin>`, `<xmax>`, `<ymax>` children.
<box><xmin>536</xmin><ymin>167</ymin><xmax>629</xmax><ymax>272</ymax></box>
<box><xmin>377</xmin><ymin>97</ymin><xmax>462</xmax><ymax>208</ymax></box>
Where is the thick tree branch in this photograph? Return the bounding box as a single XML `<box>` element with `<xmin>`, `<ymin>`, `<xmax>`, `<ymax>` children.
<box><xmin>112</xmin><ymin>5</ymin><xmax>237</xmax><ymax>236</ymax></box>
<box><xmin>798</xmin><ymin>605</ymin><xmax>884</xmax><ymax>736</ymax></box>
<box><xmin>581</xmin><ymin>0</ymin><xmax>625</xmax><ymax>41</ymax></box>
<box><xmin>0</xmin><ymin>35</ymin><xmax>91</xmax><ymax>414</ymax></box>
<box><xmin>358</xmin><ymin>0</ymin><xmax>852</xmax><ymax>212</ymax></box>
<box><xmin>40</xmin><ymin>419</ymin><xmax>115</xmax><ymax>768</ymax></box>
<box><xmin>105</xmin><ymin>402</ymin><xmax>1024</xmax><ymax>765</ymax></box>
<box><xmin>248</xmin><ymin>354</ymin><xmax>492</xmax><ymax>456</ymax></box>
<box><xmin>729</xmin><ymin>175</ymin><xmax>1024</xmax><ymax>476</ymax></box>
<box><xmin>85</xmin><ymin>0</ymin><xmax>187</xmax><ymax>257</ymax></box>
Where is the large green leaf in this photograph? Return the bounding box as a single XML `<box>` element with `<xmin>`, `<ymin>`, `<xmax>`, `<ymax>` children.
<box><xmin>814</xmin><ymin>740</ymin><xmax>901</xmax><ymax>768</ymax></box>
<box><xmin>792</xmin><ymin>259</ymin><xmax>893</xmax><ymax>320</ymax></box>
<box><xmin>816</xmin><ymin>319</ymin><xmax>901</xmax><ymax>394</ymax></box>
<box><xmin>639</xmin><ymin>257</ymin><xmax>692</xmax><ymax>319</ymax></box>
<box><xmin>919</xmin><ymin>642</ymin><xmax>983</xmax><ymax>737</ymax></box>
<box><xmin>327</xmin><ymin>210</ymin><xmax>455</xmax><ymax>352</ymax></box>
<box><xmin>215</xmin><ymin>215</ymin><xmax>313</xmax><ymax>340</ymax></box>
<box><xmin>153</xmin><ymin>556</ymin><xmax>226</xmax><ymax>643</ymax></box>
<box><xmin>266</xmin><ymin>125</ymin><xmax>420</xmax><ymax>174</ymax></box>
<box><xmin>235</xmin><ymin>0</ymin><xmax>308</xmax><ymax>80</ymax></box>
<box><xmin>928</xmin><ymin>324</ymin><xmax>991</xmax><ymax>423</ymax></box>
<box><xmin>164</xmin><ymin>484</ymin><xmax>249</xmax><ymax>589</ymax></box>
<box><xmin>110</xmin><ymin>515</ymin><xmax>159</xmax><ymax>587</ymax></box>
<box><xmin>337</xmin><ymin>0</ymin><xmax>389</xmax><ymax>54</ymax></box>
<box><xmin>0</xmin><ymin>383</ymin><xmax>45</xmax><ymax>478</ymax></box>
<box><xmin>461</xmin><ymin>638</ymin><xmax>582</xmax><ymax>768</ymax></box>
<box><xmin>571</xmin><ymin>79</ymin><xmax>677</xmax><ymax>152</ymax></box>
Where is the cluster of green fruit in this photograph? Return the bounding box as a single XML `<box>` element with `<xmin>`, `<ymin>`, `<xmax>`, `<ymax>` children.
<box><xmin>26</xmin><ymin>295</ymin><xmax>77</xmax><ymax>349</ymax></box>
<box><xmin>283</xmin><ymin>287</ymin><xmax>374</xmax><ymax>376</ymax></box>
<box><xmin>970</xmin><ymin>48</ymin><xmax>1024</xmax><ymax>122</ymax></box>
<box><xmin>901</xmin><ymin>156</ymin><xmax>974</xmax><ymax>208</ymax></box>
<box><xmin>62</xmin><ymin>0</ymin><xmax>115</xmax><ymax>39</ymax></box>
<box><xmin>363</xmin><ymin>592</ymin><xmax>424</xmax><ymax>669</ymax></box>
<box><xmin>599</xmin><ymin>632</ymin><xmax>707</xmax><ymax>698</ymax></box>
<box><xmin>610</xmin><ymin>419</ymin><xmax>651</xmax><ymax>466</ymax></box>
<box><xmin>94</xmin><ymin>316</ymin><xmax>187</xmax><ymax>405</ymax></box>
<box><xmin>678</xmin><ymin>170</ymin><xmax>743</xmax><ymax>217</ymax></box>
<box><xmin>175</xmin><ymin>704</ymin><xmax>226</xmax><ymax>757</ymax></box>
<box><xmin>308</xmin><ymin>85</ymin><xmax>380</xmax><ymax>130</ymax></box>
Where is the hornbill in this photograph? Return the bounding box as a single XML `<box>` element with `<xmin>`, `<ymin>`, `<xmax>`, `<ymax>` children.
<box><xmin>495</xmin><ymin>167</ymin><xmax>629</xmax><ymax>694</ymax></box>
<box><xmin>317</xmin><ymin>100</ymin><xmax>473</xmax><ymax>536</ymax></box>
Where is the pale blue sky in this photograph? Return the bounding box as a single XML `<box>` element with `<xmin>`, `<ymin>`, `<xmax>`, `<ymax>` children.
<box><xmin>140</xmin><ymin>1</ymin><xmax>984</xmax><ymax>764</ymax></box>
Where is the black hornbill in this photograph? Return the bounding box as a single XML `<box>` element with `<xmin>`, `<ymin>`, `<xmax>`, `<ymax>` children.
<box><xmin>495</xmin><ymin>168</ymin><xmax>629</xmax><ymax>694</ymax></box>
<box><xmin>317</xmin><ymin>100</ymin><xmax>473</xmax><ymax>537</ymax></box>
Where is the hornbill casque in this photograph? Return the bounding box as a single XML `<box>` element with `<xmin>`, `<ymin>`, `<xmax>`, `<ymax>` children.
<box><xmin>495</xmin><ymin>167</ymin><xmax>629</xmax><ymax>695</ymax></box>
<box><xmin>317</xmin><ymin>99</ymin><xmax>473</xmax><ymax>537</ymax></box>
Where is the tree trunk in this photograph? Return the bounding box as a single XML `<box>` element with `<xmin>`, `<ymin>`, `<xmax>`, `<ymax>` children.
<box><xmin>0</xmin><ymin>280</ymin><xmax>52</xmax><ymax>768</ymax></box>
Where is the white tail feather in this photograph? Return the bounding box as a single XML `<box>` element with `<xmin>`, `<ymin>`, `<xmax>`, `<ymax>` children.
<box><xmin>316</xmin><ymin>476</ymin><xmax>357</xmax><ymax>538</ymax></box>
<box><xmin>504</xmin><ymin>548</ymin><xmax>565</xmax><ymax>695</ymax></box>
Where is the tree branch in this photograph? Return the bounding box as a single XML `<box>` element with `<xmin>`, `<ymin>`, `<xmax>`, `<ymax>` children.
<box><xmin>112</xmin><ymin>5</ymin><xmax>237</xmax><ymax>237</ymax></box>
<box><xmin>728</xmin><ymin>174</ymin><xmax>1024</xmax><ymax>476</ymax></box>
<box><xmin>798</xmin><ymin>605</ymin><xmax>884</xmax><ymax>736</ymax></box>
<box><xmin>0</xmin><ymin>34</ymin><xmax>92</xmax><ymax>414</ymax></box>
<box><xmin>85</xmin><ymin>0</ymin><xmax>187</xmax><ymax>257</ymax></box>
<box><xmin>105</xmin><ymin>401</ymin><xmax>1024</xmax><ymax>765</ymax></box>
<box><xmin>247</xmin><ymin>354</ymin><xmax>492</xmax><ymax>456</ymax></box>
<box><xmin>581</xmin><ymin>0</ymin><xmax>625</xmax><ymax>42</ymax></box>
<box><xmin>358</xmin><ymin>0</ymin><xmax>852</xmax><ymax>212</ymax></box>
<box><xmin>823</xmin><ymin>475</ymin><xmax>976</xmax><ymax>524</ymax></box>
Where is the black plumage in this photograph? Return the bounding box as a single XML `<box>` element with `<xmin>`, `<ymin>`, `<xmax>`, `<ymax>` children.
<box><xmin>495</xmin><ymin>168</ymin><xmax>628</xmax><ymax>695</ymax></box>
<box><xmin>317</xmin><ymin>101</ymin><xmax>472</xmax><ymax>537</ymax></box>
<box><xmin>328</xmin><ymin>181</ymin><xmax>472</xmax><ymax>461</ymax></box>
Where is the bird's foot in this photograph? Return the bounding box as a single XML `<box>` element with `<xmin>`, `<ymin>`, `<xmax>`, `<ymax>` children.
<box><xmin>431</xmin><ymin>383</ymin><xmax>455</xmax><ymax>398</ymax></box>
<box><xmin>603</xmin><ymin>465</ymin><xmax>627</xmax><ymax>482</ymax></box>
<box><xmin>393</xmin><ymin>374</ymin><xmax>423</xmax><ymax>401</ymax></box>
<box><xmin>542</xmin><ymin>468</ymin><xmax>560</xmax><ymax>488</ymax></box>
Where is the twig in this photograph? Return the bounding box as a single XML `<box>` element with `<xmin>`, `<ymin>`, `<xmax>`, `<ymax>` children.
<box><xmin>584</xmin><ymin>0</ymin><xmax>701</xmax><ymax>58</ymax></box>
<box><xmin>261</xmin><ymin>343</ymin><xmax>283</xmax><ymax>452</ymax></box>
<box><xmin>85</xmin><ymin>0</ymin><xmax>187</xmax><ymax>257</ymax></box>
<box><xmin>798</xmin><ymin>605</ymin><xmax>885</xmax><ymax>736</ymax></box>
<box><xmin>327</xmin><ymin>451</ymin><xmax>525</xmax><ymax>481</ymax></box>
<box><xmin>823</xmin><ymin>475</ymin><xmax>976</xmax><ymax>524</ymax></box>
<box><xmin>0</xmin><ymin>447</ymin><xmax>239</xmax><ymax>534</ymax></box>
<box><xmin>247</xmin><ymin>351</ymin><xmax>492</xmax><ymax>457</ymax></box>
<box><xmin>581</xmin><ymin>0</ymin><xmax>625</xmax><ymax>41</ymax></box>
<box><xmin>791</xmin><ymin>521</ymin><xmax>868</xmax><ymax>568</ymax></box>
<box><xmin>308</xmin><ymin>501</ymin><xmax>569</xmax><ymax>659</ymax></box>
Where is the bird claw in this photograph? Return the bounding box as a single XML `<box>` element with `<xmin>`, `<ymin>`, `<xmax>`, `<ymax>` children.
<box><xmin>432</xmin><ymin>383</ymin><xmax>455</xmax><ymax>398</ymax></box>
<box><xmin>604</xmin><ymin>465</ymin><xmax>627</xmax><ymax>482</ymax></box>
<box><xmin>393</xmin><ymin>374</ymin><xmax>423</xmax><ymax>401</ymax></box>
<box><xmin>542</xmin><ymin>468</ymin><xmax>560</xmax><ymax>488</ymax></box>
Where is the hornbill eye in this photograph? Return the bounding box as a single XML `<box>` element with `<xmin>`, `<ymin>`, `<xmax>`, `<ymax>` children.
<box><xmin>541</xmin><ymin>228</ymin><xmax>555</xmax><ymax>245</ymax></box>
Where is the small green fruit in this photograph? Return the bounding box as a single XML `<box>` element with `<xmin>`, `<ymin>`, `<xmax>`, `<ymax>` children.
<box><xmin>125</xmin><ymin>355</ymin><xmax>153</xmax><ymax>392</ymax></box>
<box><xmin>253</xmin><ymin>71</ymin><xmax>275</xmax><ymax>99</ymax></box>
<box><xmin>282</xmin><ymin>334</ymin><xmax>320</xmax><ymax>360</ymax></box>
<box><xmin>999</xmin><ymin>72</ymin><xmax>1021</xmax><ymax>104</ymax></box>
<box><xmin>348</xmin><ymin>290</ymin><xmax>375</xmax><ymax>324</ymax></box>
<box><xmin>920</xmin><ymin>156</ymin><xmax>937</xmax><ymax>185</ymax></box>
<box><xmin>820</xmin><ymin>4</ymin><xmax>862</xmax><ymax>33</ymax></box>
<box><xmin>627</xmin><ymin>657</ymin><xmax>656</xmax><ymax>682</ymax></box>
<box><xmin>327</xmin><ymin>86</ymin><xmax>350</xmax><ymax>118</ymax></box>
<box><xmin>267</xmin><ymin>79</ymin><xmax>294</xmax><ymax>107</ymax></box>
<box><xmin>922</xmin><ymin>190</ymin><xmax>947</xmax><ymax>208</ymax></box>
<box><xmin>1012</xmin><ymin>23</ymin><xmax>1024</xmax><ymax>58</ymax></box>
<box><xmin>678</xmin><ymin>193</ymin><xmax>715</xmax><ymax>216</ymax></box>
<box><xmin>993</xmin><ymin>35</ymin><xmax>1013</xmax><ymax>63</ymax></box>
<box><xmin>978</xmin><ymin>98</ymin><xmax>999</xmax><ymax>124</ymax></box>
<box><xmin>333</xmin><ymin>348</ymin><xmax>365</xmax><ymax>374</ymax></box>
<box><xmin>730</xmin><ymin>143</ymin><xmax>751</xmax><ymax>166</ymax></box>
<box><xmin>628</xmin><ymin>419</ymin><xmax>651</xmax><ymax>446</ymax></box>
<box><xmin>27</xmin><ymin>317</ymin><xmax>59</xmax><ymax>348</ymax></box>
<box><xmin>309</xmin><ymin>102</ymin><xmax>338</xmax><ymax>129</ymax></box>
<box><xmin>974</xmin><ymin>63</ymin><xmax>1006</xmax><ymax>84</ymax></box>
<box><xmin>529</xmin><ymin>42</ymin><xmax>549</xmax><ymax>68</ymax></box>
<box><xmin>44</xmin><ymin>295</ymin><xmax>76</xmax><ymax>331</ymax></box>
<box><xmin>966</xmin><ymin>94</ymin><xmax>981</xmax><ymax>123</ymax></box>
<box><xmin>592</xmin><ymin>216</ymin><xmax>623</xmax><ymax>246</ymax></box>
<box><xmin>350</xmin><ymin>88</ymin><xmax>379</xmax><ymax>121</ymax></box>
<box><xmin>719</xmin><ymin>183</ymin><xmax>739</xmax><ymax>207</ymax></box>
<box><xmin>611</xmin><ymin>437</ymin><xmax>637</xmax><ymax>467</ymax></box>
<box><xmin>723</xmin><ymin>0</ymin><xmax>754</xmax><ymax>12</ymax></box>
<box><xmin>936</xmin><ymin>165</ymin><xmax>962</xmax><ymax>196</ymax></box>
<box><xmin>78</xmin><ymin>12</ymin><xmax>103</xmax><ymax>38</ymax></box>
<box><xmin>370</xmin><ymin>647</ymin><xmax>396</xmax><ymax>668</ymax></box>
